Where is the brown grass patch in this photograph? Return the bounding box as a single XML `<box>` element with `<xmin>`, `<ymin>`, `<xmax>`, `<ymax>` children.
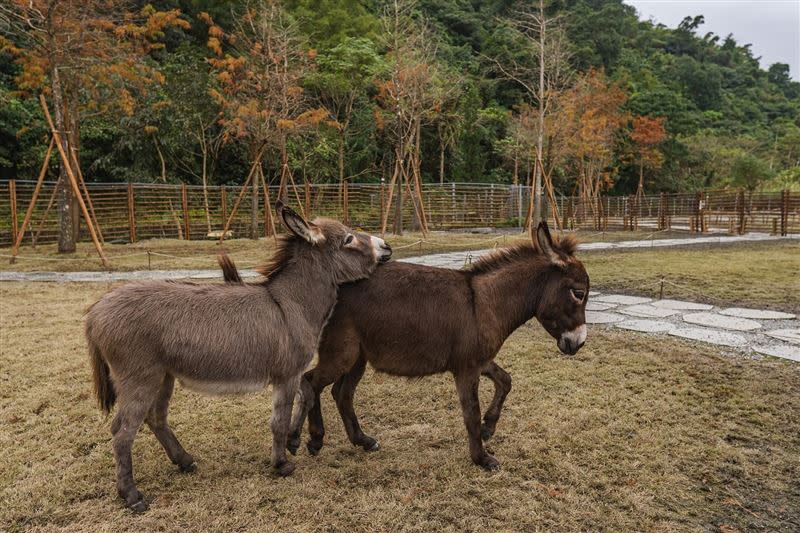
<box><xmin>1</xmin><ymin>282</ymin><xmax>799</xmax><ymax>531</ymax></box>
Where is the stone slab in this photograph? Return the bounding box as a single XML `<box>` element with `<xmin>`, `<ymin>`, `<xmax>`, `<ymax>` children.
<box><xmin>752</xmin><ymin>344</ymin><xmax>800</xmax><ymax>362</ymax></box>
<box><xmin>593</xmin><ymin>294</ymin><xmax>652</xmax><ymax>305</ymax></box>
<box><xmin>586</xmin><ymin>311</ymin><xmax>625</xmax><ymax>324</ymax></box>
<box><xmin>587</xmin><ymin>301</ymin><xmax>617</xmax><ymax>311</ymax></box>
<box><xmin>650</xmin><ymin>299</ymin><xmax>713</xmax><ymax>311</ymax></box>
<box><xmin>719</xmin><ymin>308</ymin><xmax>796</xmax><ymax>320</ymax></box>
<box><xmin>589</xmin><ymin>291</ymin><xmax>601</xmax><ymax>297</ymax></box>
<box><xmin>668</xmin><ymin>327</ymin><xmax>748</xmax><ymax>347</ymax></box>
<box><xmin>765</xmin><ymin>328</ymin><xmax>800</xmax><ymax>345</ymax></box>
<box><xmin>682</xmin><ymin>312</ymin><xmax>762</xmax><ymax>331</ymax></box>
<box><xmin>615</xmin><ymin>320</ymin><xmax>675</xmax><ymax>333</ymax></box>
<box><xmin>618</xmin><ymin>304</ymin><xmax>680</xmax><ymax>318</ymax></box>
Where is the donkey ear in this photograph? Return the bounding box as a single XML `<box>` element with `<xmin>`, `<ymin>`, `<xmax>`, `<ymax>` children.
<box><xmin>276</xmin><ymin>202</ymin><xmax>324</xmax><ymax>244</ymax></box>
<box><xmin>535</xmin><ymin>221</ymin><xmax>562</xmax><ymax>264</ymax></box>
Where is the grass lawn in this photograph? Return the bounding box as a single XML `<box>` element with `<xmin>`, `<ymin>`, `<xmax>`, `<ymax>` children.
<box><xmin>1</xmin><ymin>282</ymin><xmax>799</xmax><ymax>531</ymax></box>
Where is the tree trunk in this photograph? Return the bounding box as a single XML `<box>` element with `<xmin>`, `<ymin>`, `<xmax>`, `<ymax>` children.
<box><xmin>51</xmin><ymin>67</ymin><xmax>75</xmax><ymax>253</ymax></box>
<box><xmin>531</xmin><ymin>0</ymin><xmax>547</xmax><ymax>229</ymax></box>
<box><xmin>439</xmin><ymin>137</ymin><xmax>445</xmax><ymax>185</ymax></box>
<box><xmin>200</xmin><ymin>126</ymin><xmax>212</xmax><ymax>233</ymax></box>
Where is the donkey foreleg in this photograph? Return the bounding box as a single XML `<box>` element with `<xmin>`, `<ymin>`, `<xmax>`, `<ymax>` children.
<box><xmin>271</xmin><ymin>375</ymin><xmax>300</xmax><ymax>476</ymax></box>
<box><xmin>454</xmin><ymin>368</ymin><xmax>500</xmax><ymax>471</ymax></box>
<box><xmin>480</xmin><ymin>362</ymin><xmax>512</xmax><ymax>441</ymax></box>
<box><xmin>332</xmin><ymin>356</ymin><xmax>379</xmax><ymax>452</ymax></box>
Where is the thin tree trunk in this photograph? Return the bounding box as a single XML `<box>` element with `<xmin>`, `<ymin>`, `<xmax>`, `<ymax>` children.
<box><xmin>51</xmin><ymin>67</ymin><xmax>75</xmax><ymax>253</ymax></box>
<box><xmin>200</xmin><ymin>125</ymin><xmax>212</xmax><ymax>233</ymax></box>
<box><xmin>531</xmin><ymin>0</ymin><xmax>546</xmax><ymax>229</ymax></box>
<box><xmin>152</xmin><ymin>136</ymin><xmax>184</xmax><ymax>239</ymax></box>
<box><xmin>439</xmin><ymin>137</ymin><xmax>445</xmax><ymax>185</ymax></box>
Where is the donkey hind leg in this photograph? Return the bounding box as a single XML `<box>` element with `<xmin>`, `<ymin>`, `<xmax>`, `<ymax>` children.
<box><xmin>110</xmin><ymin>375</ymin><xmax>163</xmax><ymax>512</ymax></box>
<box><xmin>271</xmin><ymin>375</ymin><xmax>300</xmax><ymax>476</ymax></box>
<box><xmin>145</xmin><ymin>374</ymin><xmax>196</xmax><ymax>472</ymax></box>
<box><xmin>480</xmin><ymin>362</ymin><xmax>512</xmax><ymax>442</ymax></box>
<box><xmin>454</xmin><ymin>367</ymin><xmax>499</xmax><ymax>471</ymax></box>
<box><xmin>286</xmin><ymin>375</ymin><xmax>314</xmax><ymax>455</ymax></box>
<box><xmin>332</xmin><ymin>355</ymin><xmax>379</xmax><ymax>452</ymax></box>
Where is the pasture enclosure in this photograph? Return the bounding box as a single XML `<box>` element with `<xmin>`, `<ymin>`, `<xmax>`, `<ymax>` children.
<box><xmin>1</xmin><ymin>180</ymin><xmax>798</xmax><ymax>248</ymax></box>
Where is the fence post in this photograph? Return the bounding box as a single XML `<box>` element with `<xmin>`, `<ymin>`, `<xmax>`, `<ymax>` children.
<box><xmin>220</xmin><ymin>185</ymin><xmax>227</xmax><ymax>230</ymax></box>
<box><xmin>127</xmin><ymin>182</ymin><xmax>136</xmax><ymax>243</ymax></box>
<box><xmin>736</xmin><ymin>188</ymin><xmax>745</xmax><ymax>235</ymax></box>
<box><xmin>251</xmin><ymin>176</ymin><xmax>258</xmax><ymax>240</ymax></box>
<box><xmin>9</xmin><ymin>180</ymin><xmax>18</xmax><ymax>242</ymax></box>
<box><xmin>181</xmin><ymin>183</ymin><xmax>190</xmax><ymax>240</ymax></box>
<box><xmin>781</xmin><ymin>189</ymin><xmax>789</xmax><ymax>236</ymax></box>
<box><xmin>304</xmin><ymin>181</ymin><xmax>311</xmax><ymax>219</ymax></box>
<box><xmin>380</xmin><ymin>178</ymin><xmax>385</xmax><ymax>232</ymax></box>
<box><xmin>343</xmin><ymin>180</ymin><xmax>349</xmax><ymax>225</ymax></box>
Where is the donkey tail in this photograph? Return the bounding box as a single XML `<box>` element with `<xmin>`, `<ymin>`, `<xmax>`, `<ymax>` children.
<box><xmin>218</xmin><ymin>253</ymin><xmax>243</xmax><ymax>284</ymax></box>
<box><xmin>89</xmin><ymin>339</ymin><xmax>116</xmax><ymax>414</ymax></box>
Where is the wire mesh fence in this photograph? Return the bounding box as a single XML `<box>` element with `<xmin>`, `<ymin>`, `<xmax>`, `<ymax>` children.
<box><xmin>0</xmin><ymin>180</ymin><xmax>797</xmax><ymax>247</ymax></box>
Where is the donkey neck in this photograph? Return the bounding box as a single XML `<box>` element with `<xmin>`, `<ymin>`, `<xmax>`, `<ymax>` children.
<box><xmin>471</xmin><ymin>255</ymin><xmax>551</xmax><ymax>349</ymax></box>
<box><xmin>267</xmin><ymin>259</ymin><xmax>339</xmax><ymax>331</ymax></box>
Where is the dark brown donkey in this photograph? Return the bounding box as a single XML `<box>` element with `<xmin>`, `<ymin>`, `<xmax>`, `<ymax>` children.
<box><xmin>221</xmin><ymin>222</ymin><xmax>588</xmax><ymax>471</ymax></box>
<box><xmin>85</xmin><ymin>202</ymin><xmax>391</xmax><ymax>512</ymax></box>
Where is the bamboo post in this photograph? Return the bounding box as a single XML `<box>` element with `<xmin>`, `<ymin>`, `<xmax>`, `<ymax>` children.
<box><xmin>259</xmin><ymin>167</ymin><xmax>277</xmax><ymax>239</ymax></box>
<box><xmin>181</xmin><ymin>183</ymin><xmax>190</xmax><ymax>240</ymax></box>
<box><xmin>219</xmin><ymin>153</ymin><xmax>261</xmax><ymax>244</ymax></box>
<box><xmin>251</xmin><ymin>171</ymin><xmax>258</xmax><ymax>239</ymax></box>
<box><xmin>10</xmin><ymin>137</ymin><xmax>54</xmax><ymax>262</ymax></box>
<box><xmin>39</xmin><ymin>95</ymin><xmax>108</xmax><ymax>267</ymax></box>
<box><xmin>33</xmin><ymin>176</ymin><xmax>61</xmax><ymax>246</ymax></box>
<box><xmin>736</xmin><ymin>189</ymin><xmax>746</xmax><ymax>235</ymax></box>
<box><xmin>781</xmin><ymin>189</ymin><xmax>789</xmax><ymax>236</ymax></box>
<box><xmin>71</xmin><ymin>147</ymin><xmax>104</xmax><ymax>244</ymax></box>
<box><xmin>9</xmin><ymin>180</ymin><xmax>18</xmax><ymax>246</ymax></box>
<box><xmin>221</xmin><ymin>185</ymin><xmax>227</xmax><ymax>229</ymax></box>
<box><xmin>127</xmin><ymin>182</ymin><xmax>136</xmax><ymax>243</ymax></box>
<box><xmin>304</xmin><ymin>181</ymin><xmax>311</xmax><ymax>219</ymax></box>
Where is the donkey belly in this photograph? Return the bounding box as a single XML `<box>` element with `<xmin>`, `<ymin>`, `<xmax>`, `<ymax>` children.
<box><xmin>176</xmin><ymin>375</ymin><xmax>269</xmax><ymax>396</ymax></box>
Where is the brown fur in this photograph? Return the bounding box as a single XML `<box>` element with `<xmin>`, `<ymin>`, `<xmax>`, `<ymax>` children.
<box><xmin>221</xmin><ymin>223</ymin><xmax>589</xmax><ymax>470</ymax></box>
<box><xmin>85</xmin><ymin>202</ymin><xmax>390</xmax><ymax>512</ymax></box>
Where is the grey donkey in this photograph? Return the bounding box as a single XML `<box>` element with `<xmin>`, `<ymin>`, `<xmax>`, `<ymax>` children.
<box><xmin>85</xmin><ymin>201</ymin><xmax>391</xmax><ymax>512</ymax></box>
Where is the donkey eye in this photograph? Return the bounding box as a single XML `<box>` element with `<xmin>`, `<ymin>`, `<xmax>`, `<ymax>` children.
<box><xmin>571</xmin><ymin>289</ymin><xmax>585</xmax><ymax>302</ymax></box>
<box><xmin>344</xmin><ymin>234</ymin><xmax>354</xmax><ymax>245</ymax></box>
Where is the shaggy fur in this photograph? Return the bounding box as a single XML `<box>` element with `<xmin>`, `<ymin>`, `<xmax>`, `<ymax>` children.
<box><xmin>85</xmin><ymin>202</ymin><xmax>390</xmax><ymax>512</ymax></box>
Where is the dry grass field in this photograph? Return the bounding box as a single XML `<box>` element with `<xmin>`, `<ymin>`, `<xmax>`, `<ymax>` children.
<box><xmin>1</xmin><ymin>281</ymin><xmax>799</xmax><ymax>532</ymax></box>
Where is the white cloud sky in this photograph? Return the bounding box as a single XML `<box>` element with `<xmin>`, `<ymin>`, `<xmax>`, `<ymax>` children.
<box><xmin>624</xmin><ymin>0</ymin><xmax>800</xmax><ymax>80</ymax></box>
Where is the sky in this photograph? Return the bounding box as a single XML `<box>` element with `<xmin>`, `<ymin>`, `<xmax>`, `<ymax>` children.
<box><xmin>624</xmin><ymin>0</ymin><xmax>800</xmax><ymax>80</ymax></box>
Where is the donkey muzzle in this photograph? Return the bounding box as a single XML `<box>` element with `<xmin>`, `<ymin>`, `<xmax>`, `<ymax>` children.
<box><xmin>372</xmin><ymin>237</ymin><xmax>392</xmax><ymax>263</ymax></box>
<box><xmin>558</xmin><ymin>324</ymin><xmax>587</xmax><ymax>356</ymax></box>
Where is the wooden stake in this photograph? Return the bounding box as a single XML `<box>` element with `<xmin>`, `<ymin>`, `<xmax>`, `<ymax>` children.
<box><xmin>71</xmin><ymin>146</ymin><xmax>104</xmax><ymax>243</ymax></box>
<box><xmin>221</xmin><ymin>186</ymin><xmax>228</xmax><ymax>229</ymax></box>
<box><xmin>259</xmin><ymin>166</ymin><xmax>277</xmax><ymax>240</ymax></box>
<box><xmin>181</xmin><ymin>183</ymin><xmax>190</xmax><ymax>240</ymax></box>
<box><xmin>220</xmin><ymin>149</ymin><xmax>264</xmax><ymax>243</ymax></box>
<box><xmin>9</xmin><ymin>180</ymin><xmax>18</xmax><ymax>247</ymax></box>
<box><xmin>127</xmin><ymin>182</ymin><xmax>137</xmax><ymax>243</ymax></box>
<box><xmin>39</xmin><ymin>95</ymin><xmax>108</xmax><ymax>268</ymax></box>
<box><xmin>10</xmin><ymin>137</ymin><xmax>54</xmax><ymax>263</ymax></box>
<box><xmin>33</xmin><ymin>175</ymin><xmax>61</xmax><ymax>246</ymax></box>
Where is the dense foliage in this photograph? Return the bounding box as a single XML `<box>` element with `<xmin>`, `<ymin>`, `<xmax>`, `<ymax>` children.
<box><xmin>1</xmin><ymin>0</ymin><xmax>798</xmax><ymax>194</ymax></box>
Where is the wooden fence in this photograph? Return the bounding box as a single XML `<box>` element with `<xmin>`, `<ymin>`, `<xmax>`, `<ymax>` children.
<box><xmin>0</xmin><ymin>180</ymin><xmax>797</xmax><ymax>247</ymax></box>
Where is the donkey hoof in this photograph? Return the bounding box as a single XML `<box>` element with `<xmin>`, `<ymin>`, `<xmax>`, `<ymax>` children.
<box><xmin>179</xmin><ymin>461</ymin><xmax>197</xmax><ymax>473</ymax></box>
<box><xmin>307</xmin><ymin>440</ymin><xmax>323</xmax><ymax>456</ymax></box>
<box><xmin>478</xmin><ymin>454</ymin><xmax>501</xmax><ymax>471</ymax></box>
<box><xmin>480</xmin><ymin>424</ymin><xmax>495</xmax><ymax>441</ymax></box>
<box><xmin>360</xmin><ymin>438</ymin><xmax>380</xmax><ymax>452</ymax></box>
<box><xmin>273</xmin><ymin>460</ymin><xmax>296</xmax><ymax>477</ymax></box>
<box><xmin>129</xmin><ymin>499</ymin><xmax>149</xmax><ymax>513</ymax></box>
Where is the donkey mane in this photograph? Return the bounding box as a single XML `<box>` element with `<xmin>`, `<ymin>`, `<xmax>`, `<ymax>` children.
<box><xmin>255</xmin><ymin>234</ymin><xmax>300</xmax><ymax>279</ymax></box>
<box><xmin>470</xmin><ymin>233</ymin><xmax>578</xmax><ymax>275</ymax></box>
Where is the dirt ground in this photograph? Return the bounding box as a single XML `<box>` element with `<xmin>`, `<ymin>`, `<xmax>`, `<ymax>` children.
<box><xmin>1</xmin><ymin>282</ymin><xmax>799</xmax><ymax>532</ymax></box>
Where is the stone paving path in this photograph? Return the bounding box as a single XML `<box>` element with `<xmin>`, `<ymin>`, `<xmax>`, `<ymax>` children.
<box><xmin>2</xmin><ymin>233</ymin><xmax>797</xmax><ymax>362</ymax></box>
<box><xmin>585</xmin><ymin>294</ymin><xmax>799</xmax><ymax>363</ymax></box>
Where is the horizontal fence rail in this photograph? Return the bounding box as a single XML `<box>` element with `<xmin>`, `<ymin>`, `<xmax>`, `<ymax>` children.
<box><xmin>0</xmin><ymin>180</ymin><xmax>797</xmax><ymax>247</ymax></box>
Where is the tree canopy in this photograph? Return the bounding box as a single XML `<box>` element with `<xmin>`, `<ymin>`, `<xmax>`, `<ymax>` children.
<box><xmin>1</xmin><ymin>0</ymin><xmax>797</xmax><ymax>194</ymax></box>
